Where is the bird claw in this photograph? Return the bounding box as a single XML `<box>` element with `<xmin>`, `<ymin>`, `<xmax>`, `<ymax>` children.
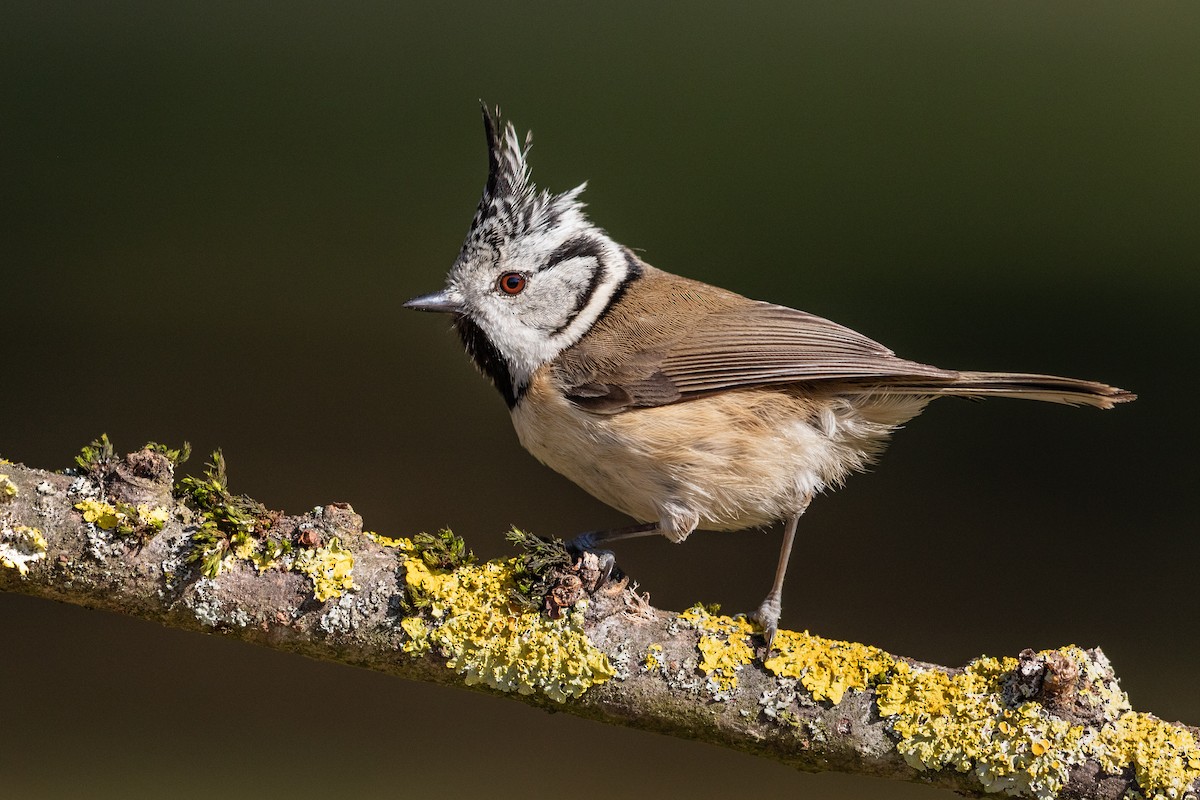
<box><xmin>566</xmin><ymin>535</ymin><xmax>620</xmax><ymax>590</ymax></box>
<box><xmin>750</xmin><ymin>597</ymin><xmax>782</xmax><ymax>654</ymax></box>
<box><xmin>590</xmin><ymin>549</ymin><xmax>618</xmax><ymax>586</ymax></box>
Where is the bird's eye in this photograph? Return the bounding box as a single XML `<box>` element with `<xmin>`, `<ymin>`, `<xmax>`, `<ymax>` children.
<box><xmin>497</xmin><ymin>272</ymin><xmax>527</xmax><ymax>295</ymax></box>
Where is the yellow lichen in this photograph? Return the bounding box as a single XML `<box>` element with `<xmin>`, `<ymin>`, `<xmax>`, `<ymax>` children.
<box><xmin>678</xmin><ymin>608</ymin><xmax>895</xmax><ymax>704</ymax></box>
<box><xmin>400</xmin><ymin>615</ymin><xmax>430</xmax><ymax>654</ymax></box>
<box><xmin>875</xmin><ymin>656</ymin><xmax>1089</xmax><ymax>798</ymax></box>
<box><xmin>396</xmin><ymin>542</ymin><xmax>613</xmax><ymax>703</ymax></box>
<box><xmin>366</xmin><ymin>531</ymin><xmax>406</xmax><ymax>548</ymax></box>
<box><xmin>74</xmin><ymin>498</ymin><xmax>170</xmax><ymax>536</ymax></box>
<box><xmin>644</xmin><ymin>643</ymin><xmax>663</xmax><ymax>672</ymax></box>
<box><xmin>677</xmin><ymin>605</ymin><xmax>756</xmax><ymax>697</ymax></box>
<box><xmin>764</xmin><ymin>628</ymin><xmax>895</xmax><ymax>704</ymax></box>
<box><xmin>229</xmin><ymin>531</ymin><xmax>258</xmax><ymax>561</ymax></box>
<box><xmin>1093</xmin><ymin>712</ymin><xmax>1200</xmax><ymax>800</ymax></box>
<box><xmin>138</xmin><ymin>504</ymin><xmax>171</xmax><ymax>530</ymax></box>
<box><xmin>874</xmin><ymin>647</ymin><xmax>1200</xmax><ymax>799</ymax></box>
<box><xmin>1</xmin><ymin>524</ymin><xmax>47</xmax><ymax>576</ymax></box>
<box><xmin>76</xmin><ymin>498</ymin><xmax>122</xmax><ymax>530</ymax></box>
<box><xmin>0</xmin><ymin>474</ymin><xmax>17</xmax><ymax>502</ymax></box>
<box><xmin>292</xmin><ymin>537</ymin><xmax>356</xmax><ymax>602</ymax></box>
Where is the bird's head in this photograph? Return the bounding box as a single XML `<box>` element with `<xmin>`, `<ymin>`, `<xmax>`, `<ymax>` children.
<box><xmin>406</xmin><ymin>105</ymin><xmax>636</xmax><ymax>406</ymax></box>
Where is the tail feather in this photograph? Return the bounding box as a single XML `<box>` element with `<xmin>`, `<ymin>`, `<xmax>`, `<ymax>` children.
<box><xmin>852</xmin><ymin>371</ymin><xmax>1136</xmax><ymax>410</ymax></box>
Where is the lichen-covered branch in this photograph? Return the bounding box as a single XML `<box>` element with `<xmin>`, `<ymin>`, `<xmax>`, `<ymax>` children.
<box><xmin>1</xmin><ymin>446</ymin><xmax>1197</xmax><ymax>800</ymax></box>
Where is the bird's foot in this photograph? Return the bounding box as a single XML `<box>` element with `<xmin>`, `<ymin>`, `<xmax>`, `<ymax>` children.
<box><xmin>566</xmin><ymin>531</ymin><xmax>601</xmax><ymax>555</ymax></box>
<box><xmin>750</xmin><ymin>595</ymin><xmax>782</xmax><ymax>654</ymax></box>
<box><xmin>566</xmin><ymin>534</ymin><xmax>620</xmax><ymax>589</ymax></box>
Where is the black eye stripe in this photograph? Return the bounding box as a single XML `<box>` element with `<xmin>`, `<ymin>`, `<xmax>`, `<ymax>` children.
<box><xmin>542</xmin><ymin>235</ymin><xmax>603</xmax><ymax>271</ymax></box>
<box><xmin>547</xmin><ymin>261</ymin><xmax>605</xmax><ymax>338</ymax></box>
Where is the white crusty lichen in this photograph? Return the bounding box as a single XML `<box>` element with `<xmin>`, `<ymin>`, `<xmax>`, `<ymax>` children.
<box><xmin>1</xmin><ymin>523</ymin><xmax>47</xmax><ymax>576</ymax></box>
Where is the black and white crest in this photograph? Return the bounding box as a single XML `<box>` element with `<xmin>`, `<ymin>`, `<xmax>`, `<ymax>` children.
<box><xmin>464</xmin><ymin>104</ymin><xmax>588</xmax><ymax>253</ymax></box>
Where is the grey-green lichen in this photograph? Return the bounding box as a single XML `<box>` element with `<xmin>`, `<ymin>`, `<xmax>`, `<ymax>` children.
<box><xmin>375</xmin><ymin>533</ymin><xmax>614</xmax><ymax>703</ymax></box>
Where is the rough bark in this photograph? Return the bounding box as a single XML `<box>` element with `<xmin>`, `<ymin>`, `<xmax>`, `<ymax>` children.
<box><xmin>1</xmin><ymin>450</ymin><xmax>1196</xmax><ymax>800</ymax></box>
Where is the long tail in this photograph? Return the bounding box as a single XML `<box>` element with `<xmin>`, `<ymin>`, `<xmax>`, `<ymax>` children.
<box><xmin>861</xmin><ymin>371</ymin><xmax>1136</xmax><ymax>410</ymax></box>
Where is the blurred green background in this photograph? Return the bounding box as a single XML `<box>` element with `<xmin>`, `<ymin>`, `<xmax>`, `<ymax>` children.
<box><xmin>2</xmin><ymin>3</ymin><xmax>1197</xmax><ymax>798</ymax></box>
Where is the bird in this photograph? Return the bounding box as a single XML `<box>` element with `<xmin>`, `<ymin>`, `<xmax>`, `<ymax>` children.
<box><xmin>405</xmin><ymin>105</ymin><xmax>1135</xmax><ymax>648</ymax></box>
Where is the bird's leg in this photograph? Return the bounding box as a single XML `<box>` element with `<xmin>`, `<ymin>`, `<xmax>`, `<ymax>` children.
<box><xmin>566</xmin><ymin>521</ymin><xmax>659</xmax><ymax>553</ymax></box>
<box><xmin>567</xmin><ymin>522</ymin><xmax>659</xmax><ymax>585</ymax></box>
<box><xmin>751</xmin><ymin>504</ymin><xmax>807</xmax><ymax>652</ymax></box>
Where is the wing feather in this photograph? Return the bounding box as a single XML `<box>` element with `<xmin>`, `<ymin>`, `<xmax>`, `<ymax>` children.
<box><xmin>657</xmin><ymin>303</ymin><xmax>954</xmax><ymax>395</ymax></box>
<box><xmin>554</xmin><ymin>263</ymin><xmax>956</xmax><ymax>412</ymax></box>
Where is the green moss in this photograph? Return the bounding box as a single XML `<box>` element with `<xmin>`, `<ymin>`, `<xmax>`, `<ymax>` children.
<box><xmin>504</xmin><ymin>527</ymin><xmax>573</xmax><ymax>610</ymax></box>
<box><xmin>75</xmin><ymin>433</ymin><xmax>116</xmax><ymax>474</ymax></box>
<box><xmin>1</xmin><ymin>523</ymin><xmax>47</xmax><ymax>576</ymax></box>
<box><xmin>393</xmin><ymin>537</ymin><xmax>613</xmax><ymax>703</ymax></box>
<box><xmin>411</xmin><ymin>528</ymin><xmax>475</xmax><ymax>571</ymax></box>
<box><xmin>177</xmin><ymin>452</ymin><xmax>260</xmax><ymax>561</ymax></box>
<box><xmin>142</xmin><ymin>441</ymin><xmax>191</xmax><ymax>467</ymax></box>
<box><xmin>177</xmin><ymin>450</ymin><xmax>277</xmax><ymax>576</ymax></box>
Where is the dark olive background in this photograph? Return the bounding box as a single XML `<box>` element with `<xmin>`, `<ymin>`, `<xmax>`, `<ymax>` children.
<box><xmin>2</xmin><ymin>3</ymin><xmax>1197</xmax><ymax>798</ymax></box>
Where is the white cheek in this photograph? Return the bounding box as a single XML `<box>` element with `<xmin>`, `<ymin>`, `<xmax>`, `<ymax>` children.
<box><xmin>478</xmin><ymin>310</ymin><xmax>559</xmax><ymax>387</ymax></box>
<box><xmin>465</xmin><ymin>232</ymin><xmax>632</xmax><ymax>392</ymax></box>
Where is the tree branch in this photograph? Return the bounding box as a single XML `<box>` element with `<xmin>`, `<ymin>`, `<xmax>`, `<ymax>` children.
<box><xmin>1</xmin><ymin>448</ymin><xmax>1196</xmax><ymax>800</ymax></box>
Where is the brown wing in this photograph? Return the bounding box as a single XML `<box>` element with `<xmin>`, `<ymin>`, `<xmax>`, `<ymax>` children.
<box><xmin>554</xmin><ymin>262</ymin><xmax>957</xmax><ymax>413</ymax></box>
<box><xmin>655</xmin><ymin>302</ymin><xmax>957</xmax><ymax>395</ymax></box>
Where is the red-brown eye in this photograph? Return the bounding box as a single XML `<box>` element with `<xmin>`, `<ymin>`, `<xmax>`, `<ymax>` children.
<box><xmin>498</xmin><ymin>272</ymin><xmax>526</xmax><ymax>295</ymax></box>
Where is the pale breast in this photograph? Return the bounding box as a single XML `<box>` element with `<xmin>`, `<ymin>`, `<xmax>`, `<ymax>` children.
<box><xmin>511</xmin><ymin>369</ymin><xmax>930</xmax><ymax>540</ymax></box>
